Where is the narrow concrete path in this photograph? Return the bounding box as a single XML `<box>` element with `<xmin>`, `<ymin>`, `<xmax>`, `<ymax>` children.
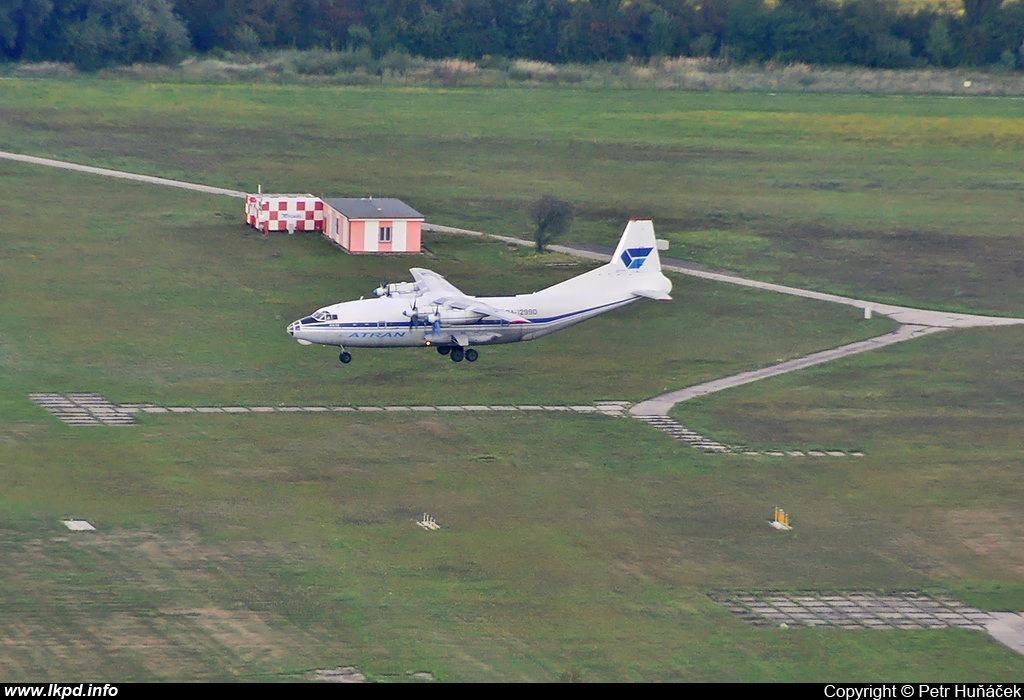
<box><xmin>29</xmin><ymin>393</ymin><xmax>635</xmax><ymax>426</ymax></box>
<box><xmin>631</xmin><ymin>324</ymin><xmax>945</xmax><ymax>416</ymax></box>
<box><xmin>0</xmin><ymin>150</ymin><xmax>247</xmax><ymax>198</ymax></box>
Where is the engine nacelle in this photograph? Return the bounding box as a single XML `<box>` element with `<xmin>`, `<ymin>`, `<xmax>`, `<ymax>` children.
<box><xmin>436</xmin><ymin>308</ymin><xmax>481</xmax><ymax>325</ymax></box>
<box><xmin>374</xmin><ymin>282</ymin><xmax>420</xmax><ymax>297</ymax></box>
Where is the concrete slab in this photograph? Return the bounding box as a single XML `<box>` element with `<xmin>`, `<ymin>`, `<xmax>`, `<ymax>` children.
<box><xmin>985</xmin><ymin>613</ymin><xmax>1024</xmax><ymax>654</ymax></box>
<box><xmin>62</xmin><ymin>520</ymin><xmax>95</xmax><ymax>531</ymax></box>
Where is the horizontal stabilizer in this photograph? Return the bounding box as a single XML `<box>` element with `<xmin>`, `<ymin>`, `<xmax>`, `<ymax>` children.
<box><xmin>632</xmin><ymin>289</ymin><xmax>672</xmax><ymax>301</ymax></box>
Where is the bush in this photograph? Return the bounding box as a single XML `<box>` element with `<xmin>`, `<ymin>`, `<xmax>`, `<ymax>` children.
<box><xmin>529</xmin><ymin>195</ymin><xmax>574</xmax><ymax>253</ymax></box>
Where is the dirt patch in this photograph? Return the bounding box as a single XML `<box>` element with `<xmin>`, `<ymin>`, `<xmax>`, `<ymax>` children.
<box><xmin>0</xmin><ymin>529</ymin><xmax>349</xmax><ymax>680</ymax></box>
<box><xmin>311</xmin><ymin>666</ymin><xmax>367</xmax><ymax>682</ymax></box>
<box><xmin>162</xmin><ymin>607</ymin><xmax>289</xmax><ymax>663</ymax></box>
<box><xmin>0</xmin><ymin>422</ymin><xmax>45</xmax><ymax>443</ymax></box>
<box><xmin>415</xmin><ymin>420</ymin><xmax>456</xmax><ymax>437</ymax></box>
<box><xmin>949</xmin><ymin>509</ymin><xmax>1024</xmax><ymax>579</ymax></box>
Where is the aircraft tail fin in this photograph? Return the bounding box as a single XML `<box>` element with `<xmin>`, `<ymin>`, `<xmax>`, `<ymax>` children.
<box><xmin>611</xmin><ymin>219</ymin><xmax>663</xmax><ymax>273</ymax></box>
<box><xmin>609</xmin><ymin>219</ymin><xmax>672</xmax><ymax>299</ymax></box>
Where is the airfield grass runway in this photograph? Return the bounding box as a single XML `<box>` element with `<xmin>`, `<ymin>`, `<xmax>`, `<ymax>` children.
<box><xmin>1</xmin><ymin>79</ymin><xmax>1024</xmax><ymax>680</ymax></box>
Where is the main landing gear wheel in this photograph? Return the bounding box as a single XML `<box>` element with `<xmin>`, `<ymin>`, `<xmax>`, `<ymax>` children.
<box><xmin>339</xmin><ymin>351</ymin><xmax>352</xmax><ymax>364</ymax></box>
<box><xmin>436</xmin><ymin>345</ymin><xmax>451</xmax><ymax>356</ymax></box>
<box><xmin>450</xmin><ymin>347</ymin><xmax>464</xmax><ymax>362</ymax></box>
<box><xmin>465</xmin><ymin>348</ymin><xmax>479</xmax><ymax>362</ymax></box>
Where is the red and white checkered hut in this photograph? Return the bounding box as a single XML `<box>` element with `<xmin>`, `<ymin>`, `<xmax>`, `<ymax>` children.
<box><xmin>323</xmin><ymin>198</ymin><xmax>424</xmax><ymax>254</ymax></box>
<box><xmin>245</xmin><ymin>193</ymin><xmax>325</xmax><ymax>233</ymax></box>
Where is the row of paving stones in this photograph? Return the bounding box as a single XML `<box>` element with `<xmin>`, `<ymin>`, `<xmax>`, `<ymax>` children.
<box><xmin>29</xmin><ymin>394</ymin><xmax>859</xmax><ymax>458</ymax></box>
<box><xmin>29</xmin><ymin>393</ymin><xmax>137</xmax><ymax>426</ymax></box>
<box><xmin>633</xmin><ymin>414</ymin><xmax>864</xmax><ymax>458</ymax></box>
<box><xmin>124</xmin><ymin>399</ymin><xmax>632</xmax><ymax>417</ymax></box>
<box><xmin>30</xmin><ymin>394</ymin><xmax>633</xmax><ymax>425</ymax></box>
<box><xmin>711</xmin><ymin>591</ymin><xmax>993</xmax><ymax>630</ymax></box>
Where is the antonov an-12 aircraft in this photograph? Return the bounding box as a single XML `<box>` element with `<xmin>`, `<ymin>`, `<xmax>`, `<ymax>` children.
<box><xmin>286</xmin><ymin>219</ymin><xmax>672</xmax><ymax>364</ymax></box>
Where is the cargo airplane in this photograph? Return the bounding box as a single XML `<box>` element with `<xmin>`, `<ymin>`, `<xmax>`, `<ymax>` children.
<box><xmin>286</xmin><ymin>219</ymin><xmax>672</xmax><ymax>363</ymax></box>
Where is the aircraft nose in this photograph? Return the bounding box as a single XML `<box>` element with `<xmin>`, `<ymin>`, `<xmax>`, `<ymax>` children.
<box><xmin>287</xmin><ymin>320</ymin><xmax>299</xmax><ymax>336</ymax></box>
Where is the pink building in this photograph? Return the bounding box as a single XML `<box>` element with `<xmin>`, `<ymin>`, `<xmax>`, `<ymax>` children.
<box><xmin>323</xmin><ymin>198</ymin><xmax>424</xmax><ymax>254</ymax></box>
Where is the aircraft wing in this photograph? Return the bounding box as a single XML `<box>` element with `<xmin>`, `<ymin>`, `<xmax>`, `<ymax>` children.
<box><xmin>411</xmin><ymin>268</ymin><xmax>530</xmax><ymax>323</ymax></box>
<box><xmin>409</xmin><ymin>268</ymin><xmax>465</xmax><ymax>297</ymax></box>
<box><xmin>632</xmin><ymin>289</ymin><xmax>672</xmax><ymax>301</ymax></box>
<box><xmin>439</xmin><ymin>297</ymin><xmax>530</xmax><ymax>323</ymax></box>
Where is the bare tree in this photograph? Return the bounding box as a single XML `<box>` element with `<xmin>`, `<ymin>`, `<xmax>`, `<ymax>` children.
<box><xmin>529</xmin><ymin>195</ymin><xmax>574</xmax><ymax>253</ymax></box>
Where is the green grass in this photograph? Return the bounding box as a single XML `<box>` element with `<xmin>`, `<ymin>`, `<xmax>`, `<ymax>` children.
<box><xmin>1</xmin><ymin>79</ymin><xmax>1024</xmax><ymax>680</ymax></box>
<box><xmin>2</xmin><ymin>81</ymin><xmax>1024</xmax><ymax>316</ymax></box>
<box><xmin>4</xmin><ymin>414</ymin><xmax>1022</xmax><ymax>681</ymax></box>
<box><xmin>674</xmin><ymin>326</ymin><xmax>1024</xmax><ymax>611</ymax></box>
<box><xmin>0</xmin><ymin>161</ymin><xmax>894</xmax><ymax>409</ymax></box>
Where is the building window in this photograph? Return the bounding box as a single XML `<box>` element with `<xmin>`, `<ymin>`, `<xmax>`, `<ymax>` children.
<box><xmin>379</xmin><ymin>226</ymin><xmax>392</xmax><ymax>242</ymax></box>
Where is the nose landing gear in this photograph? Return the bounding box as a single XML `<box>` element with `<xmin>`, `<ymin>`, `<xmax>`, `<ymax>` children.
<box><xmin>339</xmin><ymin>351</ymin><xmax>352</xmax><ymax>364</ymax></box>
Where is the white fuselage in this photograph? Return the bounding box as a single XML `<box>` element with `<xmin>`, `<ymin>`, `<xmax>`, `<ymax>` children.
<box><xmin>286</xmin><ymin>218</ymin><xmax>673</xmax><ymax>354</ymax></box>
<box><xmin>287</xmin><ymin>265</ymin><xmax>648</xmax><ymax>349</ymax></box>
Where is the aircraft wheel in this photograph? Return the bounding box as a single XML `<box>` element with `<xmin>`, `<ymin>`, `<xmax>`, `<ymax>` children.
<box><xmin>465</xmin><ymin>348</ymin><xmax>479</xmax><ymax>362</ymax></box>
<box><xmin>450</xmin><ymin>347</ymin><xmax>464</xmax><ymax>363</ymax></box>
<box><xmin>436</xmin><ymin>345</ymin><xmax>451</xmax><ymax>356</ymax></box>
<box><xmin>339</xmin><ymin>351</ymin><xmax>352</xmax><ymax>364</ymax></box>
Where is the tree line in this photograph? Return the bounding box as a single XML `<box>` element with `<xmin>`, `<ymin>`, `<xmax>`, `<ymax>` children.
<box><xmin>2</xmin><ymin>0</ymin><xmax>1023</xmax><ymax>71</ymax></box>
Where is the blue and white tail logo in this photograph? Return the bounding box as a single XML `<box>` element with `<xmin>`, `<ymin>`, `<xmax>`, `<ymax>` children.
<box><xmin>620</xmin><ymin>247</ymin><xmax>654</xmax><ymax>270</ymax></box>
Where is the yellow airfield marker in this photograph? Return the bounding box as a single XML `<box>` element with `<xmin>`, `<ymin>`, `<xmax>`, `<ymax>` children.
<box><xmin>770</xmin><ymin>507</ymin><xmax>792</xmax><ymax>531</ymax></box>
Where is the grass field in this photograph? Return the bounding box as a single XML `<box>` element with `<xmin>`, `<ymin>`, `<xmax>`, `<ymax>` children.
<box><xmin>1</xmin><ymin>79</ymin><xmax>1024</xmax><ymax>680</ymax></box>
<box><xmin>3</xmin><ymin>80</ymin><xmax>1024</xmax><ymax>316</ymax></box>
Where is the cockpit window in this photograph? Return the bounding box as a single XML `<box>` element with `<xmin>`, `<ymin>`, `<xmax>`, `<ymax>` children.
<box><xmin>311</xmin><ymin>311</ymin><xmax>337</xmax><ymax>322</ymax></box>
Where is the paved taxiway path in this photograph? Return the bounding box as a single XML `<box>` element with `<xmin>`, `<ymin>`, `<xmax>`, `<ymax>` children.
<box><xmin>630</xmin><ymin>324</ymin><xmax>946</xmax><ymax>415</ymax></box>
<box><xmin>0</xmin><ymin>150</ymin><xmax>248</xmax><ymax>198</ymax></box>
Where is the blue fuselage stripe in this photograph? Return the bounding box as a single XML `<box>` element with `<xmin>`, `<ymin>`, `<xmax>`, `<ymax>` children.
<box><xmin>298</xmin><ymin>298</ymin><xmax>631</xmax><ymax>331</ymax></box>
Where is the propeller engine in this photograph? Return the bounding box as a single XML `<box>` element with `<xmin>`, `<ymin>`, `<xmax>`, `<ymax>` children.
<box><xmin>374</xmin><ymin>281</ymin><xmax>419</xmax><ymax>297</ymax></box>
